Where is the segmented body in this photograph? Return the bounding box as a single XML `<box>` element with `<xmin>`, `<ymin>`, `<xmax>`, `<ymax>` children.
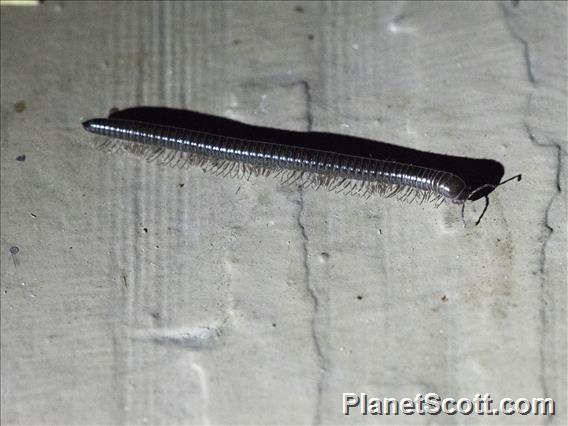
<box><xmin>82</xmin><ymin>118</ymin><xmax>469</xmax><ymax>204</ymax></box>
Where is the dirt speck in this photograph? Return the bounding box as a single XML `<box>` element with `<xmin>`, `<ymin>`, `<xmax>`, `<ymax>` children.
<box><xmin>318</xmin><ymin>252</ymin><xmax>330</xmax><ymax>263</ymax></box>
<box><xmin>15</xmin><ymin>101</ymin><xmax>26</xmax><ymax>113</ymax></box>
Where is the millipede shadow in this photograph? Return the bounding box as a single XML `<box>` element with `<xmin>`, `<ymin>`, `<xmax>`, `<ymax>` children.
<box><xmin>109</xmin><ymin>106</ymin><xmax>506</xmax><ymax>201</ymax></box>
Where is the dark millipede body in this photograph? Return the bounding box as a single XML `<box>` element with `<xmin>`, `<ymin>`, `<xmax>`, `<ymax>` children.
<box><xmin>82</xmin><ymin>118</ymin><xmax>470</xmax><ymax>205</ymax></box>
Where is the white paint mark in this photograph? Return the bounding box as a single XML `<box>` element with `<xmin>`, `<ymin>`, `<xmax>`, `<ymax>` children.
<box><xmin>191</xmin><ymin>360</ymin><xmax>211</xmax><ymax>425</ymax></box>
<box><xmin>388</xmin><ymin>22</ymin><xmax>417</xmax><ymax>34</ymax></box>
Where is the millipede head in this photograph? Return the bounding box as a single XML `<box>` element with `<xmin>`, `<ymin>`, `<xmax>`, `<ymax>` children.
<box><xmin>439</xmin><ymin>173</ymin><xmax>469</xmax><ymax>204</ymax></box>
<box><xmin>460</xmin><ymin>174</ymin><xmax>522</xmax><ymax>227</ymax></box>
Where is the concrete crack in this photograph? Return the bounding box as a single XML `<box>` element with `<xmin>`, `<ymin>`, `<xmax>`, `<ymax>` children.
<box><xmin>518</xmin><ymin>36</ymin><xmax>536</xmax><ymax>86</ymax></box>
<box><xmin>502</xmin><ymin>1</ymin><xmax>564</xmax><ymax>409</ymax></box>
<box><xmin>281</xmin><ymin>79</ymin><xmax>314</xmax><ymax>131</ymax></box>
<box><xmin>524</xmin><ymin>121</ymin><xmax>563</xmax><ymax>419</ymax></box>
<box><xmin>500</xmin><ymin>3</ymin><xmax>537</xmax><ymax>87</ymax></box>
<box><xmin>298</xmin><ymin>80</ymin><xmax>314</xmax><ymax>132</ymax></box>
<box><xmin>296</xmin><ymin>189</ymin><xmax>325</xmax><ymax>425</ymax></box>
<box><xmin>287</xmin><ymin>76</ymin><xmax>323</xmax><ymax>423</ymax></box>
<box><xmin>525</xmin><ymin>121</ymin><xmax>563</xmax><ymax>191</ymax></box>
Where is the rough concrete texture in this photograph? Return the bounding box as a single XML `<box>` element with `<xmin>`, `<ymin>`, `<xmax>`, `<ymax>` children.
<box><xmin>1</xmin><ymin>1</ymin><xmax>566</xmax><ymax>425</ymax></box>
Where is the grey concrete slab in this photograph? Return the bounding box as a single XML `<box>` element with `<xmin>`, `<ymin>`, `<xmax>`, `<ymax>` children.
<box><xmin>1</xmin><ymin>1</ymin><xmax>566</xmax><ymax>425</ymax></box>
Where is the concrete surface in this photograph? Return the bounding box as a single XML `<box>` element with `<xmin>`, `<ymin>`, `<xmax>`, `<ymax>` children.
<box><xmin>1</xmin><ymin>1</ymin><xmax>566</xmax><ymax>425</ymax></box>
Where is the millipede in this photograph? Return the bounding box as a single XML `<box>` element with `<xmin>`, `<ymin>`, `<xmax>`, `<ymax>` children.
<box><xmin>82</xmin><ymin>117</ymin><xmax>519</xmax><ymax>225</ymax></box>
